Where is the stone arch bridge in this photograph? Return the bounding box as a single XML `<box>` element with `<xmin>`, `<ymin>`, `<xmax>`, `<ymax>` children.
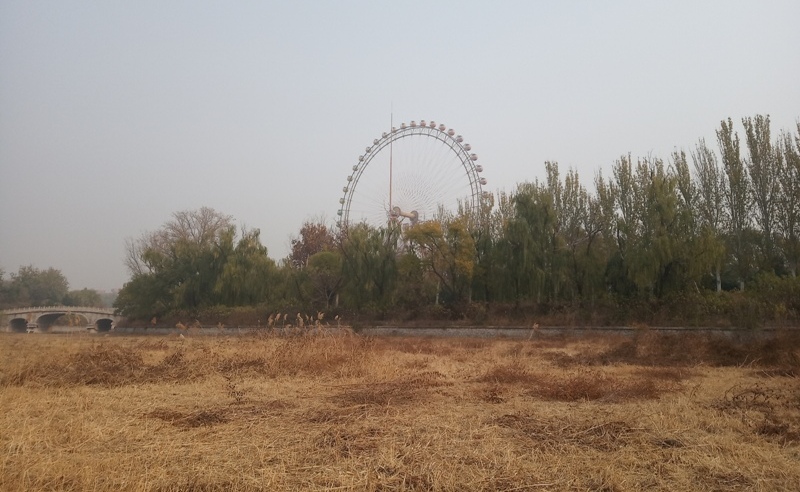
<box><xmin>3</xmin><ymin>306</ymin><xmax>123</xmax><ymax>333</ymax></box>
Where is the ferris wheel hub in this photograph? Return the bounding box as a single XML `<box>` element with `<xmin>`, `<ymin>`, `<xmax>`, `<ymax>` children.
<box><xmin>391</xmin><ymin>206</ymin><xmax>419</xmax><ymax>225</ymax></box>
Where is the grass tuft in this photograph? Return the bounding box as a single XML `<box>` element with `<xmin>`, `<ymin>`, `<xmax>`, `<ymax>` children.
<box><xmin>527</xmin><ymin>369</ymin><xmax>664</xmax><ymax>402</ymax></box>
<box><xmin>492</xmin><ymin>413</ymin><xmax>638</xmax><ymax>451</ymax></box>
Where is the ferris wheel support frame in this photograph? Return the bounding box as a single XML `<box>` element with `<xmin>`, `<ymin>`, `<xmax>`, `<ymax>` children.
<box><xmin>337</xmin><ymin>122</ymin><xmax>487</xmax><ymax>230</ymax></box>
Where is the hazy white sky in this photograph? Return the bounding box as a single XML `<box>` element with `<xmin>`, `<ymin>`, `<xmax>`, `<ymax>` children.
<box><xmin>1</xmin><ymin>1</ymin><xmax>798</xmax><ymax>291</ymax></box>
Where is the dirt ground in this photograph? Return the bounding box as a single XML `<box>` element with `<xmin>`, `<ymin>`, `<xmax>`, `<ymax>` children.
<box><xmin>1</xmin><ymin>330</ymin><xmax>799</xmax><ymax>491</ymax></box>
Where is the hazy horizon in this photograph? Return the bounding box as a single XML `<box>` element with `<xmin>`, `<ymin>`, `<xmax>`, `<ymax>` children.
<box><xmin>1</xmin><ymin>1</ymin><xmax>798</xmax><ymax>291</ymax></box>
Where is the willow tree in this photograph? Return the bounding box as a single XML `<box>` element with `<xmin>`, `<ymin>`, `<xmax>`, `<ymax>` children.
<box><xmin>405</xmin><ymin>218</ymin><xmax>476</xmax><ymax>305</ymax></box>
<box><xmin>339</xmin><ymin>224</ymin><xmax>399</xmax><ymax>310</ymax></box>
<box><xmin>215</xmin><ymin>228</ymin><xmax>278</xmax><ymax>306</ymax></box>
<box><xmin>116</xmin><ymin>207</ymin><xmax>276</xmax><ymax>317</ymax></box>
<box><xmin>626</xmin><ymin>157</ymin><xmax>685</xmax><ymax>297</ymax></box>
<box><xmin>504</xmin><ymin>181</ymin><xmax>557</xmax><ymax>305</ymax></box>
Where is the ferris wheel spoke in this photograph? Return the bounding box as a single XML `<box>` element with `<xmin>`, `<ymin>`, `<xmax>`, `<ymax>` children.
<box><xmin>337</xmin><ymin>121</ymin><xmax>486</xmax><ymax>230</ymax></box>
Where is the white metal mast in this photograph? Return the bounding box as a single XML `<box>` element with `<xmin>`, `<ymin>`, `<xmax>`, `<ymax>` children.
<box><xmin>389</xmin><ymin>108</ymin><xmax>394</xmax><ymax>223</ymax></box>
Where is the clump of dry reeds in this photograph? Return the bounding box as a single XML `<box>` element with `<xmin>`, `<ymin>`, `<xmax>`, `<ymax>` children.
<box><xmin>546</xmin><ymin>331</ymin><xmax>800</xmax><ymax>370</ymax></box>
<box><xmin>712</xmin><ymin>381</ymin><xmax>800</xmax><ymax>445</ymax></box>
<box><xmin>0</xmin><ymin>330</ymin><xmax>374</xmax><ymax>388</ymax></box>
<box><xmin>528</xmin><ymin>368</ymin><xmax>664</xmax><ymax>402</ymax></box>
<box><xmin>478</xmin><ymin>361</ymin><xmax>534</xmax><ymax>385</ymax></box>
<box><xmin>0</xmin><ymin>343</ymin><xmax>145</xmax><ymax>387</ymax></box>
<box><xmin>492</xmin><ymin>413</ymin><xmax>638</xmax><ymax>451</ymax></box>
<box><xmin>479</xmin><ymin>364</ymin><xmax>669</xmax><ymax>402</ymax></box>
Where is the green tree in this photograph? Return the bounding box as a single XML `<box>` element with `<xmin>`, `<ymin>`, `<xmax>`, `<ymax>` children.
<box><xmin>541</xmin><ymin>162</ymin><xmax>569</xmax><ymax>301</ymax></box>
<box><xmin>625</xmin><ymin>157</ymin><xmax>683</xmax><ymax>297</ymax></box>
<box><xmin>124</xmin><ymin>207</ymin><xmax>234</xmax><ymax>276</ymax></box>
<box><xmin>482</xmin><ymin>191</ymin><xmax>517</xmax><ymax>303</ymax></box>
<box><xmin>0</xmin><ymin>268</ymin><xmax>11</xmax><ymax>309</ymax></box>
<box><xmin>500</xmin><ymin>182</ymin><xmax>554</xmax><ymax>305</ymax></box>
<box><xmin>717</xmin><ymin>118</ymin><xmax>752</xmax><ymax>289</ymax></box>
<box><xmin>604</xmin><ymin>155</ymin><xmax>696</xmax><ymax>298</ymax></box>
<box><xmin>604</xmin><ymin>154</ymin><xmax>642</xmax><ymax>296</ymax></box>
<box><xmin>405</xmin><ymin>218</ymin><xmax>475</xmax><ymax>305</ymax></box>
<box><xmin>116</xmin><ymin>208</ymin><xmax>276</xmax><ymax>317</ymax></box>
<box><xmin>7</xmin><ymin>266</ymin><xmax>69</xmax><ymax>306</ymax></box>
<box><xmin>777</xmin><ymin>123</ymin><xmax>800</xmax><ymax>277</ymax></box>
<box><xmin>114</xmin><ymin>273</ymin><xmax>169</xmax><ymax>318</ymax></box>
<box><xmin>665</xmin><ymin>151</ymin><xmax>708</xmax><ymax>293</ymax></box>
<box><xmin>306</xmin><ymin>251</ymin><xmax>343</xmax><ymax>309</ymax></box>
<box><xmin>578</xmin><ymin>190</ymin><xmax>607</xmax><ymax>304</ymax></box>
<box><xmin>743</xmin><ymin>115</ymin><xmax>781</xmax><ymax>271</ymax></box>
<box><xmin>560</xmin><ymin>166</ymin><xmax>600</xmax><ymax>301</ymax></box>
<box><xmin>64</xmin><ymin>288</ymin><xmax>103</xmax><ymax>307</ymax></box>
<box><xmin>468</xmin><ymin>190</ymin><xmax>496</xmax><ymax>304</ymax></box>
<box><xmin>215</xmin><ymin>228</ymin><xmax>278</xmax><ymax>306</ymax></box>
<box><xmin>394</xmin><ymin>248</ymin><xmax>434</xmax><ymax>310</ymax></box>
<box><xmin>339</xmin><ymin>224</ymin><xmax>399</xmax><ymax>310</ymax></box>
<box><xmin>692</xmin><ymin>138</ymin><xmax>727</xmax><ymax>291</ymax></box>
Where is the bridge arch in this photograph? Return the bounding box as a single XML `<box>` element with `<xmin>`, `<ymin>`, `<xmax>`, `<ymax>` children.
<box><xmin>37</xmin><ymin>313</ymin><xmax>90</xmax><ymax>331</ymax></box>
<box><xmin>8</xmin><ymin>318</ymin><xmax>29</xmax><ymax>333</ymax></box>
<box><xmin>96</xmin><ymin>318</ymin><xmax>114</xmax><ymax>332</ymax></box>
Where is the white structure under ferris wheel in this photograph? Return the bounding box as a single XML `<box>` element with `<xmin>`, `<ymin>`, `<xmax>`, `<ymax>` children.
<box><xmin>336</xmin><ymin>119</ymin><xmax>488</xmax><ymax>230</ymax></box>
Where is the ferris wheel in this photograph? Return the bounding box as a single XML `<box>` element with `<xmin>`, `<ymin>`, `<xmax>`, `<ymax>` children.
<box><xmin>336</xmin><ymin>119</ymin><xmax>488</xmax><ymax>230</ymax></box>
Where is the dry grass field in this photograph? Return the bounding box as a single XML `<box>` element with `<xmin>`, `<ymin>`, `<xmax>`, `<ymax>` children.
<box><xmin>1</xmin><ymin>329</ymin><xmax>799</xmax><ymax>491</ymax></box>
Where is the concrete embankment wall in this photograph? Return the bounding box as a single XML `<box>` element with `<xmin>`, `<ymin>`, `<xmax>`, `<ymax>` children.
<box><xmin>358</xmin><ymin>325</ymin><xmax>794</xmax><ymax>338</ymax></box>
<box><xmin>106</xmin><ymin>325</ymin><xmax>796</xmax><ymax>338</ymax></box>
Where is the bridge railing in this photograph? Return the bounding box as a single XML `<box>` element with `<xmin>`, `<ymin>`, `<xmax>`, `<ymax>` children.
<box><xmin>2</xmin><ymin>306</ymin><xmax>117</xmax><ymax>314</ymax></box>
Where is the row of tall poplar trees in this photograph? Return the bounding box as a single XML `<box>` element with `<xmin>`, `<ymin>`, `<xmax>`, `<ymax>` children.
<box><xmin>115</xmin><ymin>115</ymin><xmax>800</xmax><ymax>324</ymax></box>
